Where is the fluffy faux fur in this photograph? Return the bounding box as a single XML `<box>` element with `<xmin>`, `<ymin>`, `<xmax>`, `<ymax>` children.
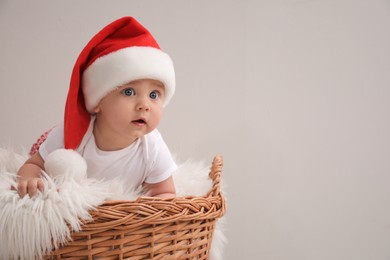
<box><xmin>0</xmin><ymin>148</ymin><xmax>226</xmax><ymax>260</ymax></box>
<box><xmin>0</xmin><ymin>149</ymin><xmax>112</xmax><ymax>259</ymax></box>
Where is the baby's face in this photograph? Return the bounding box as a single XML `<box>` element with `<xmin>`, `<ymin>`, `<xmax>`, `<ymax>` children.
<box><xmin>93</xmin><ymin>79</ymin><xmax>165</xmax><ymax>144</ymax></box>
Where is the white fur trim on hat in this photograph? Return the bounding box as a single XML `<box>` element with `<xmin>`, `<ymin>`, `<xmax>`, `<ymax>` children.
<box><xmin>82</xmin><ymin>46</ymin><xmax>175</xmax><ymax>112</ymax></box>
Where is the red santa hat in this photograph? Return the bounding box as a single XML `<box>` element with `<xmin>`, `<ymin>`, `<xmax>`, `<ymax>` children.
<box><xmin>64</xmin><ymin>16</ymin><xmax>175</xmax><ymax>149</ymax></box>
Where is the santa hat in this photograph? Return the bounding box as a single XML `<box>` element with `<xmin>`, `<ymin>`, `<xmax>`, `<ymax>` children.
<box><xmin>64</xmin><ymin>16</ymin><xmax>175</xmax><ymax>149</ymax></box>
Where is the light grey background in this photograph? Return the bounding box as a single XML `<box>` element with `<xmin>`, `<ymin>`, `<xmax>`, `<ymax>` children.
<box><xmin>1</xmin><ymin>1</ymin><xmax>390</xmax><ymax>259</ymax></box>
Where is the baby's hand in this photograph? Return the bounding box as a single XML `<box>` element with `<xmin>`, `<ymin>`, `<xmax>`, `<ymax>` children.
<box><xmin>15</xmin><ymin>152</ymin><xmax>46</xmax><ymax>198</ymax></box>
<box><xmin>16</xmin><ymin>177</ymin><xmax>44</xmax><ymax>198</ymax></box>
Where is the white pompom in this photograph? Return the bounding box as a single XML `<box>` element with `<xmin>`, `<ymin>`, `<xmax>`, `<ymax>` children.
<box><xmin>44</xmin><ymin>149</ymin><xmax>87</xmax><ymax>181</ymax></box>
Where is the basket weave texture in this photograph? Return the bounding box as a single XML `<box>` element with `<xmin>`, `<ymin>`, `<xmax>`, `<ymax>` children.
<box><xmin>44</xmin><ymin>156</ymin><xmax>226</xmax><ymax>260</ymax></box>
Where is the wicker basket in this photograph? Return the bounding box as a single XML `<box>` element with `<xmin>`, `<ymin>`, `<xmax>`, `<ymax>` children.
<box><xmin>43</xmin><ymin>155</ymin><xmax>225</xmax><ymax>260</ymax></box>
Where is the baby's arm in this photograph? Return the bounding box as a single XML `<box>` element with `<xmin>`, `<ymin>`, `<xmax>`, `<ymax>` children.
<box><xmin>16</xmin><ymin>152</ymin><xmax>45</xmax><ymax>197</ymax></box>
<box><xmin>143</xmin><ymin>176</ymin><xmax>176</xmax><ymax>198</ymax></box>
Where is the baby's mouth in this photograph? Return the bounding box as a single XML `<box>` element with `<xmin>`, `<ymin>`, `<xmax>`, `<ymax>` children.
<box><xmin>132</xmin><ymin>119</ymin><xmax>146</xmax><ymax>125</ymax></box>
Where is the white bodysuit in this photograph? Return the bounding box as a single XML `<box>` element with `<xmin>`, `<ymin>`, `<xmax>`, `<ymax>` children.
<box><xmin>39</xmin><ymin>116</ymin><xmax>177</xmax><ymax>189</ymax></box>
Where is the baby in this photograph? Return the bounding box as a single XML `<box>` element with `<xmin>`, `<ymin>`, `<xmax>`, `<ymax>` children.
<box><xmin>16</xmin><ymin>17</ymin><xmax>177</xmax><ymax>198</ymax></box>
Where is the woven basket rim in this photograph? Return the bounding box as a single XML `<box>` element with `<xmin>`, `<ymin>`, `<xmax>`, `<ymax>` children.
<box><xmin>79</xmin><ymin>156</ymin><xmax>226</xmax><ymax>229</ymax></box>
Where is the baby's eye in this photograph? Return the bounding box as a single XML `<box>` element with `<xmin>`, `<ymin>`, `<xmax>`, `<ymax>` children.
<box><xmin>149</xmin><ymin>91</ymin><xmax>159</xmax><ymax>100</ymax></box>
<box><xmin>121</xmin><ymin>88</ymin><xmax>135</xmax><ymax>96</ymax></box>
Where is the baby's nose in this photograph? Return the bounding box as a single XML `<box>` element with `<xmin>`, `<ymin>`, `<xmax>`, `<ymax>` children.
<box><xmin>136</xmin><ymin>98</ymin><xmax>150</xmax><ymax>111</ymax></box>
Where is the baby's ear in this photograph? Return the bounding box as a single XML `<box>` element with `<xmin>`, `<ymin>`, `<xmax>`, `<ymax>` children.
<box><xmin>92</xmin><ymin>105</ymin><xmax>101</xmax><ymax>114</ymax></box>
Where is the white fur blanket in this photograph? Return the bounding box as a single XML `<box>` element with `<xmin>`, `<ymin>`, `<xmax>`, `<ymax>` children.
<box><xmin>0</xmin><ymin>148</ymin><xmax>226</xmax><ymax>260</ymax></box>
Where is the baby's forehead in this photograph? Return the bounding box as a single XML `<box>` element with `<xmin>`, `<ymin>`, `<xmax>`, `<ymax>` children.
<box><xmin>121</xmin><ymin>79</ymin><xmax>165</xmax><ymax>88</ymax></box>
